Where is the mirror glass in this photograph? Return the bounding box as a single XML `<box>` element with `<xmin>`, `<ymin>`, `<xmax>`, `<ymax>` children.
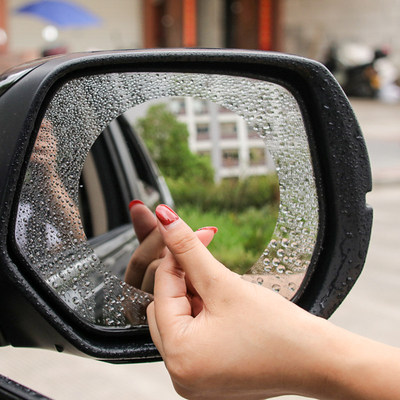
<box><xmin>15</xmin><ymin>72</ymin><xmax>319</xmax><ymax>328</ymax></box>
<box><xmin>125</xmin><ymin>97</ymin><xmax>279</xmax><ymax>277</ymax></box>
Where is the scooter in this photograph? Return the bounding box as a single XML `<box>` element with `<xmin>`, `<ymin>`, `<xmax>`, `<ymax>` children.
<box><xmin>325</xmin><ymin>42</ymin><xmax>389</xmax><ymax>98</ymax></box>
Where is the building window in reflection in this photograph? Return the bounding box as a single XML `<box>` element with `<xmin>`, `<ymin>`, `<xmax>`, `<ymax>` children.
<box><xmin>249</xmin><ymin>147</ymin><xmax>266</xmax><ymax>166</ymax></box>
<box><xmin>220</xmin><ymin>122</ymin><xmax>237</xmax><ymax>139</ymax></box>
<box><xmin>196</xmin><ymin>123</ymin><xmax>210</xmax><ymax>140</ymax></box>
<box><xmin>222</xmin><ymin>149</ymin><xmax>239</xmax><ymax>167</ymax></box>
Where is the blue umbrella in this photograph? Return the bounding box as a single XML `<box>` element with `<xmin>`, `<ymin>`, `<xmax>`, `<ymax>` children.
<box><xmin>16</xmin><ymin>0</ymin><xmax>101</xmax><ymax>28</ymax></box>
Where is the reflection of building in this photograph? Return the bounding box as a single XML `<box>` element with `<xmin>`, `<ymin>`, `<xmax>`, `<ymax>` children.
<box><xmin>170</xmin><ymin>97</ymin><xmax>274</xmax><ymax>180</ymax></box>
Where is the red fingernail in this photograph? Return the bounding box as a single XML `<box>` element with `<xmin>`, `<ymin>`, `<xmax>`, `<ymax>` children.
<box><xmin>155</xmin><ymin>204</ymin><xmax>179</xmax><ymax>226</ymax></box>
<box><xmin>129</xmin><ymin>199</ymin><xmax>144</xmax><ymax>210</ymax></box>
<box><xmin>196</xmin><ymin>226</ymin><xmax>218</xmax><ymax>234</ymax></box>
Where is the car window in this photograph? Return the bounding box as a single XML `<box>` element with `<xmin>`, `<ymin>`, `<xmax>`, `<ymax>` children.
<box><xmin>79</xmin><ymin>126</ymin><xmax>130</xmax><ymax>240</ymax></box>
<box><xmin>79</xmin><ymin>115</ymin><xmax>162</xmax><ymax>241</ymax></box>
<box><xmin>116</xmin><ymin>115</ymin><xmax>162</xmax><ymax>208</ymax></box>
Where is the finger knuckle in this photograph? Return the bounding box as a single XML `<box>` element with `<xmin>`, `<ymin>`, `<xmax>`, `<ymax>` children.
<box><xmin>130</xmin><ymin>254</ymin><xmax>149</xmax><ymax>271</ymax></box>
<box><xmin>171</xmin><ymin>234</ymin><xmax>198</xmax><ymax>256</ymax></box>
<box><xmin>157</xmin><ymin>262</ymin><xmax>185</xmax><ymax>280</ymax></box>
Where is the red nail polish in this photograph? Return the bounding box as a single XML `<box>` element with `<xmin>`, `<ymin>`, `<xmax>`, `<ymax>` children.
<box><xmin>129</xmin><ymin>199</ymin><xmax>144</xmax><ymax>210</ymax></box>
<box><xmin>155</xmin><ymin>204</ymin><xmax>179</xmax><ymax>226</ymax></box>
<box><xmin>196</xmin><ymin>226</ymin><xmax>218</xmax><ymax>234</ymax></box>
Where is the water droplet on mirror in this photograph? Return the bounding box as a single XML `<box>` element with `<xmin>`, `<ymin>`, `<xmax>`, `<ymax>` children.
<box><xmin>272</xmin><ymin>284</ymin><xmax>281</xmax><ymax>292</ymax></box>
<box><xmin>277</xmin><ymin>249</ymin><xmax>284</xmax><ymax>258</ymax></box>
<box><xmin>276</xmin><ymin>265</ymin><xmax>285</xmax><ymax>274</ymax></box>
<box><xmin>55</xmin><ymin>344</ymin><xmax>64</xmax><ymax>353</ymax></box>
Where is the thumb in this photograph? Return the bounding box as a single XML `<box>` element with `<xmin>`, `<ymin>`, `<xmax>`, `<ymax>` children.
<box><xmin>128</xmin><ymin>200</ymin><xmax>157</xmax><ymax>243</ymax></box>
<box><xmin>155</xmin><ymin>204</ymin><xmax>228</xmax><ymax>298</ymax></box>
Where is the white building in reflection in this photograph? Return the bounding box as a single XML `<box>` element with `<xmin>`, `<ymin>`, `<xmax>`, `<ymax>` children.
<box><xmin>169</xmin><ymin>97</ymin><xmax>275</xmax><ymax>182</ymax></box>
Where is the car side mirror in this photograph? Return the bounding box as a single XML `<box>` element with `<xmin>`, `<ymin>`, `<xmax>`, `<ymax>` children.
<box><xmin>0</xmin><ymin>49</ymin><xmax>372</xmax><ymax>362</ymax></box>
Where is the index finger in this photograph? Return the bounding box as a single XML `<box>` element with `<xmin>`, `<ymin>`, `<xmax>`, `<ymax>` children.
<box><xmin>155</xmin><ymin>205</ymin><xmax>228</xmax><ymax>299</ymax></box>
<box><xmin>152</xmin><ymin>227</ymin><xmax>218</xmax><ymax>336</ymax></box>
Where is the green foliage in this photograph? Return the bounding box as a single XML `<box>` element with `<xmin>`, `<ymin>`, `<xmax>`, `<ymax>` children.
<box><xmin>167</xmin><ymin>174</ymin><xmax>279</xmax><ymax>212</ymax></box>
<box><xmin>178</xmin><ymin>205</ymin><xmax>278</xmax><ymax>274</ymax></box>
<box><xmin>170</xmin><ymin>175</ymin><xmax>280</xmax><ymax>274</ymax></box>
<box><xmin>136</xmin><ymin>103</ymin><xmax>214</xmax><ymax>183</ymax></box>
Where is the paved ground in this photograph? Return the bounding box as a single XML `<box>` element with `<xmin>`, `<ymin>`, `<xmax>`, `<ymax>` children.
<box><xmin>0</xmin><ymin>99</ymin><xmax>399</xmax><ymax>399</ymax></box>
<box><xmin>351</xmin><ymin>99</ymin><xmax>400</xmax><ymax>185</ymax></box>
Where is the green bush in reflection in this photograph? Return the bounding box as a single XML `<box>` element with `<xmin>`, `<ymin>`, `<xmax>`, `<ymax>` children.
<box><xmin>177</xmin><ymin>204</ymin><xmax>278</xmax><ymax>275</ymax></box>
<box><xmin>167</xmin><ymin>175</ymin><xmax>279</xmax><ymax>213</ymax></box>
<box><xmin>169</xmin><ymin>176</ymin><xmax>279</xmax><ymax>275</ymax></box>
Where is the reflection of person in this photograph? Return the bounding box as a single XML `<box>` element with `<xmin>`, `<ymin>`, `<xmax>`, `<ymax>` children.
<box><xmin>17</xmin><ymin>120</ymin><xmax>84</xmax><ymax>252</ymax></box>
<box><xmin>30</xmin><ymin>120</ymin><xmax>85</xmax><ymax>241</ymax></box>
<box><xmin>128</xmin><ymin>201</ymin><xmax>400</xmax><ymax>399</ymax></box>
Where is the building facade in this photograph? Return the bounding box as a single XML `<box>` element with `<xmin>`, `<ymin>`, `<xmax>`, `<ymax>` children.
<box><xmin>169</xmin><ymin>97</ymin><xmax>274</xmax><ymax>181</ymax></box>
<box><xmin>2</xmin><ymin>0</ymin><xmax>400</xmax><ymax>72</ymax></box>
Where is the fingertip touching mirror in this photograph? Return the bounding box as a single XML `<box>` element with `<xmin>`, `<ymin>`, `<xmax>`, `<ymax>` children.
<box><xmin>0</xmin><ymin>49</ymin><xmax>372</xmax><ymax>362</ymax></box>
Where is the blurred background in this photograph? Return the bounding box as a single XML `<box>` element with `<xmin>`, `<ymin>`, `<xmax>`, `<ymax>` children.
<box><xmin>1</xmin><ymin>0</ymin><xmax>400</xmax><ymax>75</ymax></box>
<box><xmin>1</xmin><ymin>1</ymin><xmax>400</xmax><ymax>399</ymax></box>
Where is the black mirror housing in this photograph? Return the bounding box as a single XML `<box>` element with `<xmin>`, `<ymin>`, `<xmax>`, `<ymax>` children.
<box><xmin>0</xmin><ymin>49</ymin><xmax>372</xmax><ymax>362</ymax></box>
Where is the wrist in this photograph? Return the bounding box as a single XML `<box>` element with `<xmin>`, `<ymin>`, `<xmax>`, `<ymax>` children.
<box><xmin>302</xmin><ymin>318</ymin><xmax>400</xmax><ymax>400</ymax></box>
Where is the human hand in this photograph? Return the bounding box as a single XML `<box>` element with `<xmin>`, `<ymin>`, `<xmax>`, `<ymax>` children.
<box><xmin>123</xmin><ymin>201</ymin><xmax>217</xmax><ymax>326</ymax></box>
<box><xmin>125</xmin><ymin>200</ymin><xmax>217</xmax><ymax>294</ymax></box>
<box><xmin>147</xmin><ymin>205</ymin><xmax>353</xmax><ymax>400</ymax></box>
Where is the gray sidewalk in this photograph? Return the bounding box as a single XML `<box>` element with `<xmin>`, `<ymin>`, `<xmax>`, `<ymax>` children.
<box><xmin>0</xmin><ymin>100</ymin><xmax>399</xmax><ymax>400</ymax></box>
<box><xmin>351</xmin><ymin>99</ymin><xmax>400</xmax><ymax>185</ymax></box>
